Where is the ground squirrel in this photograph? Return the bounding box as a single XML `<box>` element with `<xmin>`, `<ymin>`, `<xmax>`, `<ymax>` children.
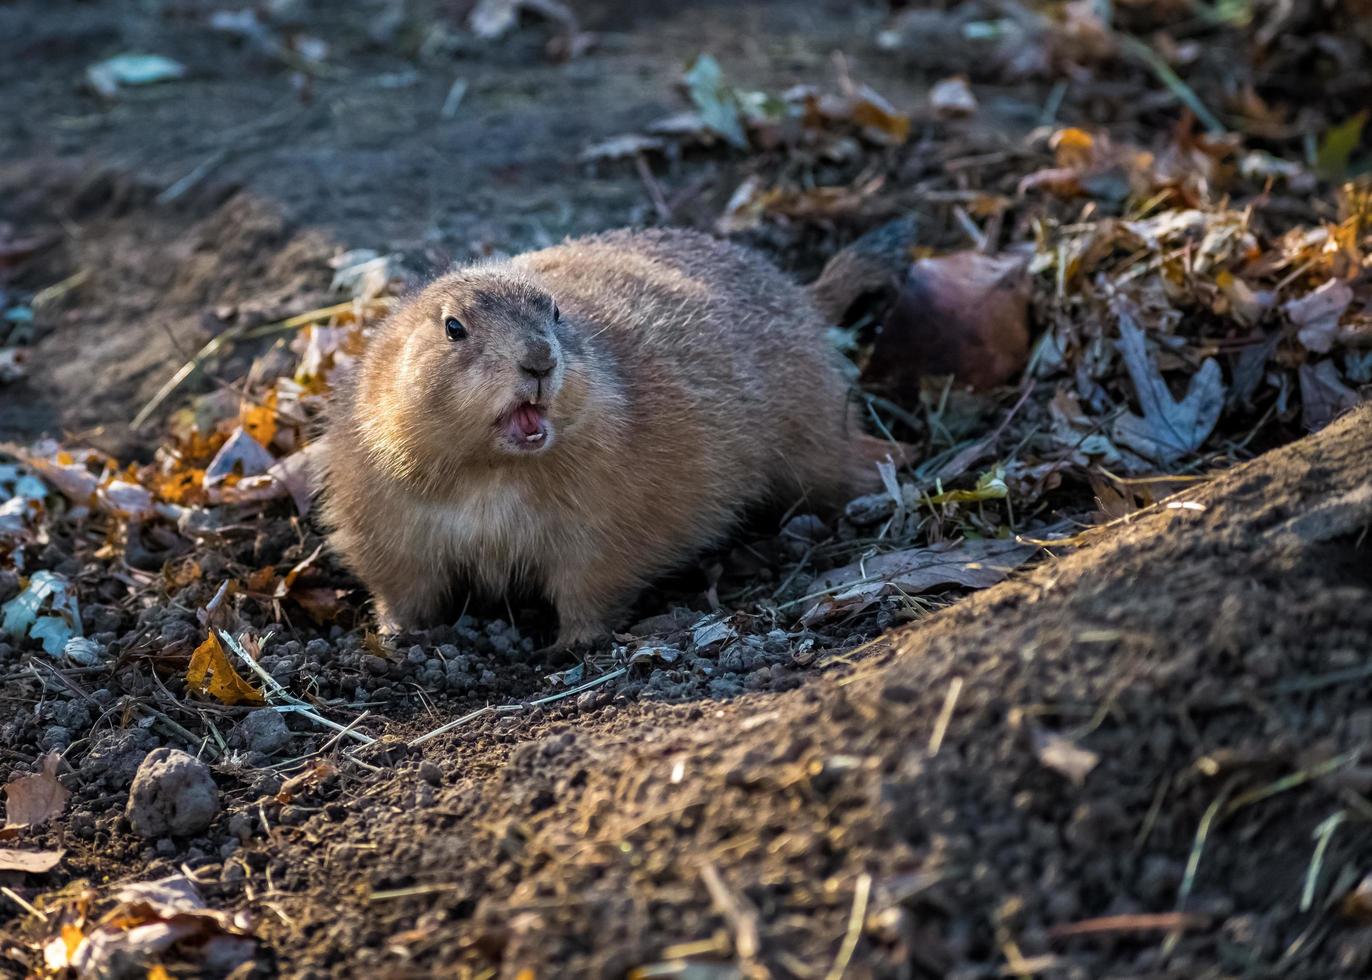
<box><xmin>320</xmin><ymin>227</ymin><xmax>897</xmax><ymax>645</ymax></box>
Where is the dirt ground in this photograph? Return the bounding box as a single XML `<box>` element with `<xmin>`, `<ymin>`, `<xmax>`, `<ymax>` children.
<box><xmin>2</xmin><ymin>0</ymin><xmax>1371</xmax><ymax>977</ymax></box>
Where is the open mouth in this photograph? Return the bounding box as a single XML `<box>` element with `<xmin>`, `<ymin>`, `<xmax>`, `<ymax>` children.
<box><xmin>503</xmin><ymin>402</ymin><xmax>549</xmax><ymax>450</ymax></box>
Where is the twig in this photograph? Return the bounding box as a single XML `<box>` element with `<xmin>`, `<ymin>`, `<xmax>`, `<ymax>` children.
<box><xmin>130</xmin><ymin>298</ymin><xmax>388</xmax><ymax>430</ymax></box>
<box><xmin>216</xmin><ymin>629</ymin><xmax>376</xmax><ymax>746</ymax></box>
<box><xmin>927</xmin><ymin>677</ymin><xmax>963</xmax><ymax>756</ymax></box>
<box><xmin>407</xmin><ymin>666</ymin><xmax>628</xmax><ymax>747</ymax></box>
<box><xmin>1047</xmin><ymin>912</ymin><xmax>1207</xmax><ymax>939</ymax></box>
<box><xmin>635</xmin><ymin>153</ymin><xmax>672</xmax><ymax>222</ymax></box>
<box><xmin>825</xmin><ymin>871</ymin><xmax>872</xmax><ymax>980</ymax></box>
<box><xmin>700</xmin><ymin>861</ymin><xmax>761</xmax><ymax>964</ymax></box>
<box><xmin>1118</xmin><ymin>35</ymin><xmax>1225</xmax><ymax>135</ymax></box>
<box><xmin>0</xmin><ymin>886</ymin><xmax>47</xmax><ymax>922</ymax></box>
<box><xmin>440</xmin><ymin>78</ymin><xmax>468</xmax><ymax>119</ymax></box>
<box><xmin>1301</xmin><ymin>811</ymin><xmax>1348</xmax><ymax>912</ymax></box>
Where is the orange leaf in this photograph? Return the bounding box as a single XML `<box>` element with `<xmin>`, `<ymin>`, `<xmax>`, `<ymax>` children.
<box><xmin>241</xmin><ymin>390</ymin><xmax>279</xmax><ymax>448</ymax></box>
<box><xmin>245</xmin><ymin>567</ymin><xmax>280</xmax><ymax>594</ymax></box>
<box><xmin>186</xmin><ymin>633</ymin><xmax>264</xmax><ymax>706</ymax></box>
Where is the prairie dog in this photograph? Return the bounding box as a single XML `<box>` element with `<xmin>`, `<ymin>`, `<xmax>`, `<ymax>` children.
<box><xmin>320</xmin><ymin>228</ymin><xmax>885</xmax><ymax>645</ymax></box>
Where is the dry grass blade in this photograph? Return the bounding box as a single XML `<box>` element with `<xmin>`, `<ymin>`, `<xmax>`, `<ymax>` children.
<box><xmin>700</xmin><ymin>861</ymin><xmax>761</xmax><ymax>964</ymax></box>
<box><xmin>1047</xmin><ymin>912</ymin><xmax>1208</xmax><ymax>939</ymax></box>
<box><xmin>130</xmin><ymin>298</ymin><xmax>388</xmax><ymax>430</ymax></box>
<box><xmin>825</xmin><ymin>871</ymin><xmax>872</xmax><ymax>980</ymax></box>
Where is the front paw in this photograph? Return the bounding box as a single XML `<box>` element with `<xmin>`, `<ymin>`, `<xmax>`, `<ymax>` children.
<box><xmin>554</xmin><ymin>621</ymin><xmax>608</xmax><ymax>650</ymax></box>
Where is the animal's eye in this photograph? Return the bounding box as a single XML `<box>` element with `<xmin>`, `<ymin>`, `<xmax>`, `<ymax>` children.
<box><xmin>552</xmin><ymin>303</ymin><xmax>561</xmax><ymax>323</ymax></box>
<box><xmin>444</xmin><ymin>316</ymin><xmax>467</xmax><ymax>341</ymax></box>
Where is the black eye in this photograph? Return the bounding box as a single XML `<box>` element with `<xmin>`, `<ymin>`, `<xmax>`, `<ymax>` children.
<box><xmin>552</xmin><ymin>304</ymin><xmax>561</xmax><ymax>323</ymax></box>
<box><xmin>444</xmin><ymin>316</ymin><xmax>467</xmax><ymax>341</ymax></box>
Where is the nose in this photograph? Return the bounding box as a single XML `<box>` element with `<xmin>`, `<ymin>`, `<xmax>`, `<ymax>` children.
<box><xmin>520</xmin><ymin>339</ymin><xmax>558</xmax><ymax>380</ymax></box>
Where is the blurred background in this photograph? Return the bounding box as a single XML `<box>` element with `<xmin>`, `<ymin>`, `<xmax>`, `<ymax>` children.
<box><xmin>1</xmin><ymin>0</ymin><xmax>1368</xmax><ymax>453</ymax></box>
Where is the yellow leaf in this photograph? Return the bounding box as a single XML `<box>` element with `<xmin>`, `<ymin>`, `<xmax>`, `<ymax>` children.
<box><xmin>186</xmin><ymin>633</ymin><xmax>264</xmax><ymax>706</ymax></box>
<box><xmin>241</xmin><ymin>389</ymin><xmax>279</xmax><ymax>448</ymax></box>
<box><xmin>147</xmin><ymin>965</ymin><xmax>174</xmax><ymax>980</ymax></box>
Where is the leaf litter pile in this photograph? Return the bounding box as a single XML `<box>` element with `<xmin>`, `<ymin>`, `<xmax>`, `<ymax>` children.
<box><xmin>1</xmin><ymin>0</ymin><xmax>1371</xmax><ymax>976</ymax></box>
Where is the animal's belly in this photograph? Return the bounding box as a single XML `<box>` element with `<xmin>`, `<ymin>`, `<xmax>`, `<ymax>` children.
<box><xmin>418</xmin><ymin>493</ymin><xmax>551</xmax><ymax>595</ymax></box>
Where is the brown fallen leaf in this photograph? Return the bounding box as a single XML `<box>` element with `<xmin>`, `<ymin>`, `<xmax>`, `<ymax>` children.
<box><xmin>3</xmin><ymin>751</ymin><xmax>70</xmax><ymax>830</ymax></box>
<box><xmin>1341</xmin><ymin>874</ymin><xmax>1372</xmax><ymax>922</ymax></box>
<box><xmin>65</xmin><ymin>873</ymin><xmax>256</xmax><ymax>976</ymax></box>
<box><xmin>0</xmin><ymin>847</ymin><xmax>63</xmax><ymax>873</ymax></box>
<box><xmin>276</xmin><ymin>759</ymin><xmax>338</xmax><ymax>805</ymax></box>
<box><xmin>800</xmin><ymin>538</ymin><xmax>1036</xmax><ymax>626</ymax></box>
<box><xmin>864</xmin><ymin>250</ymin><xmax>1031</xmax><ymax>394</ymax></box>
<box><xmin>291</xmin><ymin>586</ymin><xmax>349</xmax><ymax>625</ymax></box>
<box><xmin>1018</xmin><ymin>127</ymin><xmax>1154</xmax><ymax>202</ymax></box>
<box><xmin>1299</xmin><ymin>360</ymin><xmax>1363</xmax><ymax>431</ymax></box>
<box><xmin>186</xmin><ymin>633</ymin><xmax>264</xmax><ymax>706</ymax></box>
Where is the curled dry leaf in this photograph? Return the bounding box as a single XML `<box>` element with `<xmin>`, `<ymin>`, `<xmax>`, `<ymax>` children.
<box><xmin>186</xmin><ymin>632</ymin><xmax>265</xmax><ymax>706</ymax></box>
<box><xmin>204</xmin><ymin>427</ymin><xmax>275</xmax><ymax>488</ymax></box>
<box><xmin>1285</xmin><ymin>278</ymin><xmax>1353</xmax><ymax>354</ymax></box>
<box><xmin>865</xmin><ymin>250</ymin><xmax>1031</xmax><ymax>394</ymax></box>
<box><xmin>801</xmin><ymin>538</ymin><xmax>1037</xmax><ymax>626</ymax></box>
<box><xmin>276</xmin><ymin>759</ymin><xmax>338</xmax><ymax>805</ymax></box>
<box><xmin>717</xmin><ymin>176</ymin><xmax>883</xmax><ymax>235</ymax></box>
<box><xmin>62</xmin><ymin>873</ymin><xmax>255</xmax><ymax>977</ymax></box>
<box><xmin>1018</xmin><ymin>128</ymin><xmax>1154</xmax><ymax>202</ymax></box>
<box><xmin>3</xmin><ymin>751</ymin><xmax>70</xmax><ymax>830</ymax></box>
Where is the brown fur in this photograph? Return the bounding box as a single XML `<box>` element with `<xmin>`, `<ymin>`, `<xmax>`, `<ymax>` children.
<box><xmin>320</xmin><ymin>228</ymin><xmax>884</xmax><ymax>644</ymax></box>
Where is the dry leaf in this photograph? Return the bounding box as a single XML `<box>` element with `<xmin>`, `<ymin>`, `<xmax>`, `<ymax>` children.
<box><xmin>1285</xmin><ymin>279</ymin><xmax>1353</xmax><ymax>354</ymax></box>
<box><xmin>42</xmin><ymin>923</ymin><xmax>84</xmax><ymax>971</ymax></box>
<box><xmin>866</xmin><ymin>251</ymin><xmax>1031</xmax><ymax>394</ymax></box>
<box><xmin>801</xmin><ymin>538</ymin><xmax>1036</xmax><ymax>625</ymax></box>
<box><xmin>186</xmin><ymin>633</ymin><xmax>265</xmax><ymax>706</ymax></box>
<box><xmin>1299</xmin><ymin>360</ymin><xmax>1362</xmax><ymax>431</ymax></box>
<box><xmin>67</xmin><ymin>873</ymin><xmax>256</xmax><ymax>977</ymax></box>
<box><xmin>276</xmin><ymin>759</ymin><xmax>338</xmax><ymax>804</ymax></box>
<box><xmin>267</xmin><ymin>442</ymin><xmax>322</xmax><ymax>517</ymax></box>
<box><xmin>0</xmin><ymin>847</ymin><xmax>63</xmax><ymax>873</ymax></box>
<box><xmin>929</xmin><ymin>76</ymin><xmax>977</xmax><ymax>117</ymax></box>
<box><xmin>1342</xmin><ymin>875</ymin><xmax>1372</xmax><ymax>922</ymax></box>
<box><xmin>1031</xmin><ymin>727</ymin><xmax>1099</xmax><ymax>785</ymax></box>
<box><xmin>204</xmin><ymin>428</ymin><xmax>275</xmax><ymax>488</ymax></box>
<box><xmin>3</xmin><ymin>751</ymin><xmax>69</xmax><ymax>830</ymax></box>
<box><xmin>1112</xmin><ymin>305</ymin><xmax>1224</xmax><ymax>464</ymax></box>
<box><xmin>291</xmin><ymin>586</ymin><xmax>349</xmax><ymax>625</ymax></box>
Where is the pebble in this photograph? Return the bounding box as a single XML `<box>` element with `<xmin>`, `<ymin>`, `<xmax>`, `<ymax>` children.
<box><xmin>125</xmin><ymin>748</ymin><xmax>221</xmax><ymax>838</ymax></box>
<box><xmin>230</xmin><ymin>708</ymin><xmax>292</xmax><ymax>756</ymax></box>
<box><xmin>417</xmin><ymin>760</ymin><xmax>444</xmax><ymax>786</ymax></box>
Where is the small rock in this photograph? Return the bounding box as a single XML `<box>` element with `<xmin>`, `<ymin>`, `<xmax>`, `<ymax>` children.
<box><xmin>417</xmin><ymin>760</ymin><xmax>443</xmax><ymax>786</ymax></box>
<box><xmin>230</xmin><ymin>708</ymin><xmax>291</xmax><ymax>756</ymax></box>
<box><xmin>780</xmin><ymin>514</ymin><xmax>829</xmax><ymax>558</ymax></box>
<box><xmin>125</xmin><ymin>748</ymin><xmax>220</xmax><ymax>838</ymax></box>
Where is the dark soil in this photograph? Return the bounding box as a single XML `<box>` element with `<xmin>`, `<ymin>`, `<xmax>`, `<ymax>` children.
<box><xmin>2</xmin><ymin>1</ymin><xmax>1371</xmax><ymax>978</ymax></box>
